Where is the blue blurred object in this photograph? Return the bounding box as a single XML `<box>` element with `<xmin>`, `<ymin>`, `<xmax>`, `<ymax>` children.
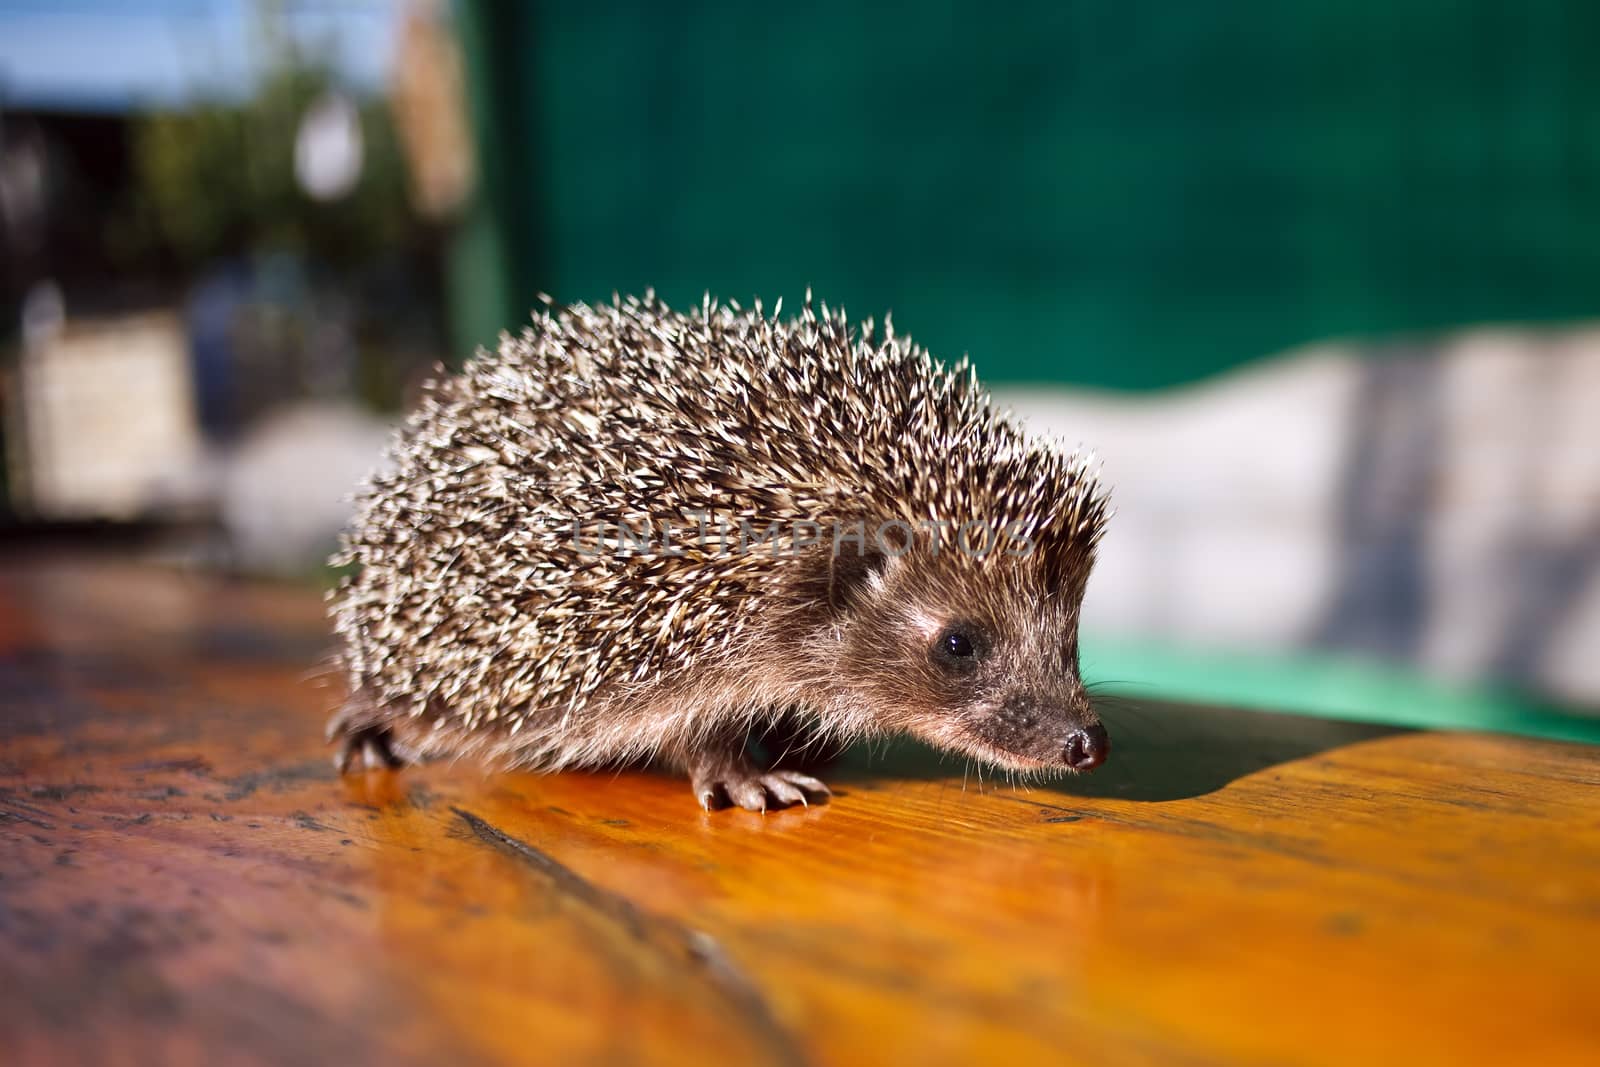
<box><xmin>184</xmin><ymin>257</ymin><xmax>250</xmax><ymax>437</ymax></box>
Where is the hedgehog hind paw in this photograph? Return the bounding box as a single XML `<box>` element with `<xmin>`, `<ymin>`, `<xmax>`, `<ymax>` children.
<box><xmin>331</xmin><ymin>724</ymin><xmax>413</xmax><ymax>775</ymax></box>
<box><xmin>327</xmin><ymin>688</ymin><xmax>416</xmax><ymax>774</ymax></box>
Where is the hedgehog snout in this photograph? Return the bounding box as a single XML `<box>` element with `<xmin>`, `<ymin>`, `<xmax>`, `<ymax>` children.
<box><xmin>969</xmin><ymin>693</ymin><xmax>1108</xmax><ymax>770</ymax></box>
<box><xmin>1062</xmin><ymin>722</ymin><xmax>1109</xmax><ymax>772</ymax></box>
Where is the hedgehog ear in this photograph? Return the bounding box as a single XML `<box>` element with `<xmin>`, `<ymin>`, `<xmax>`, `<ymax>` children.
<box><xmin>827</xmin><ymin>546</ymin><xmax>894</xmax><ymax>614</ymax></box>
<box><xmin>1034</xmin><ymin>533</ymin><xmax>1092</xmax><ymax>598</ymax></box>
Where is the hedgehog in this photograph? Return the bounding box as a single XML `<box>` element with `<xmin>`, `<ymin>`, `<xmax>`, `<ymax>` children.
<box><xmin>329</xmin><ymin>292</ymin><xmax>1110</xmax><ymax>811</ymax></box>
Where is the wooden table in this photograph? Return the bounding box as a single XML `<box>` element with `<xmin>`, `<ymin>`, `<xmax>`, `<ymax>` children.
<box><xmin>3</xmin><ymin>554</ymin><xmax>1598</xmax><ymax>1066</ymax></box>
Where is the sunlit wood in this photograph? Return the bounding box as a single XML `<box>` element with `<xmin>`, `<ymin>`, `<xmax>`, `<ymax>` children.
<box><xmin>3</xmin><ymin>556</ymin><xmax>1597</xmax><ymax>1066</ymax></box>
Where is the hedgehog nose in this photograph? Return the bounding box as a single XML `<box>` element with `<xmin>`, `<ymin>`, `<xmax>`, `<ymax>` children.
<box><xmin>1062</xmin><ymin>723</ymin><xmax>1108</xmax><ymax>771</ymax></box>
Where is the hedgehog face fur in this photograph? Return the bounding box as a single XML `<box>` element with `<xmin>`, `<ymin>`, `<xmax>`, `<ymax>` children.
<box><xmin>832</xmin><ymin>545</ymin><xmax>1104</xmax><ymax>773</ymax></box>
<box><xmin>330</xmin><ymin>292</ymin><xmax>1110</xmax><ymax>811</ymax></box>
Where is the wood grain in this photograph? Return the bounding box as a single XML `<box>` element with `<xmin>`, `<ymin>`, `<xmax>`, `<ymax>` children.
<box><xmin>2</xmin><ymin>554</ymin><xmax>1598</xmax><ymax>1066</ymax></box>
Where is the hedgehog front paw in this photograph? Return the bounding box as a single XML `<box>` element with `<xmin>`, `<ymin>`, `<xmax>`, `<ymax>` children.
<box><xmin>699</xmin><ymin>768</ymin><xmax>832</xmax><ymax>813</ymax></box>
<box><xmin>688</xmin><ymin>750</ymin><xmax>830</xmax><ymax>813</ymax></box>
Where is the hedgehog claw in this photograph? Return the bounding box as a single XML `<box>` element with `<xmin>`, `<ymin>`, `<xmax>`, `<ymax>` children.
<box><xmin>726</xmin><ymin>777</ymin><xmax>769</xmax><ymax>812</ymax></box>
<box><xmin>760</xmin><ymin>775</ymin><xmax>806</xmax><ymax>809</ymax></box>
<box><xmin>773</xmin><ymin>771</ymin><xmax>830</xmax><ymax>798</ymax></box>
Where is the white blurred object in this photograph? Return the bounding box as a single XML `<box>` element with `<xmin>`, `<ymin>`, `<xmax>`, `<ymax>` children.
<box><xmin>9</xmin><ymin>303</ymin><xmax>204</xmax><ymax>521</ymax></box>
<box><xmin>219</xmin><ymin>402</ymin><xmax>393</xmax><ymax>576</ymax></box>
<box><xmin>294</xmin><ymin>92</ymin><xmax>364</xmax><ymax>201</ymax></box>
<box><xmin>1000</xmin><ymin>347</ymin><xmax>1357</xmax><ymax>647</ymax></box>
<box><xmin>998</xmin><ymin>326</ymin><xmax>1600</xmax><ymax>706</ymax></box>
<box><xmin>19</xmin><ymin>280</ymin><xmax>64</xmax><ymax>349</ymax></box>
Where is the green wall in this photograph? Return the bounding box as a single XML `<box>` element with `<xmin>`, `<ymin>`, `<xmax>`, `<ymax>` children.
<box><xmin>455</xmin><ymin>1</ymin><xmax>1600</xmax><ymax>387</ymax></box>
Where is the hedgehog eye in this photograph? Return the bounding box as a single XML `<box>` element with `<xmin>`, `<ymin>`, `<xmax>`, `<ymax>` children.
<box><xmin>932</xmin><ymin>626</ymin><xmax>982</xmax><ymax>673</ymax></box>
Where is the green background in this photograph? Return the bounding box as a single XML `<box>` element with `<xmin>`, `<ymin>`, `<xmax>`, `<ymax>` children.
<box><xmin>453</xmin><ymin>0</ymin><xmax>1600</xmax><ymax>389</ymax></box>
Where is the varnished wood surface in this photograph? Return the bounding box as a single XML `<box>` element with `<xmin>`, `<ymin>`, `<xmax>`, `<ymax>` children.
<box><xmin>3</xmin><ymin>554</ymin><xmax>1599</xmax><ymax>1067</ymax></box>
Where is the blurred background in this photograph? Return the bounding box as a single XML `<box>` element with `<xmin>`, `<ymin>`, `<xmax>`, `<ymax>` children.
<box><xmin>2</xmin><ymin>0</ymin><xmax>1597</xmax><ymax>739</ymax></box>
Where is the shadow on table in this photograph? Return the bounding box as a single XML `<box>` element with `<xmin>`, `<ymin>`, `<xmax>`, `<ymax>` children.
<box><xmin>827</xmin><ymin>699</ymin><xmax>1408</xmax><ymax>803</ymax></box>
